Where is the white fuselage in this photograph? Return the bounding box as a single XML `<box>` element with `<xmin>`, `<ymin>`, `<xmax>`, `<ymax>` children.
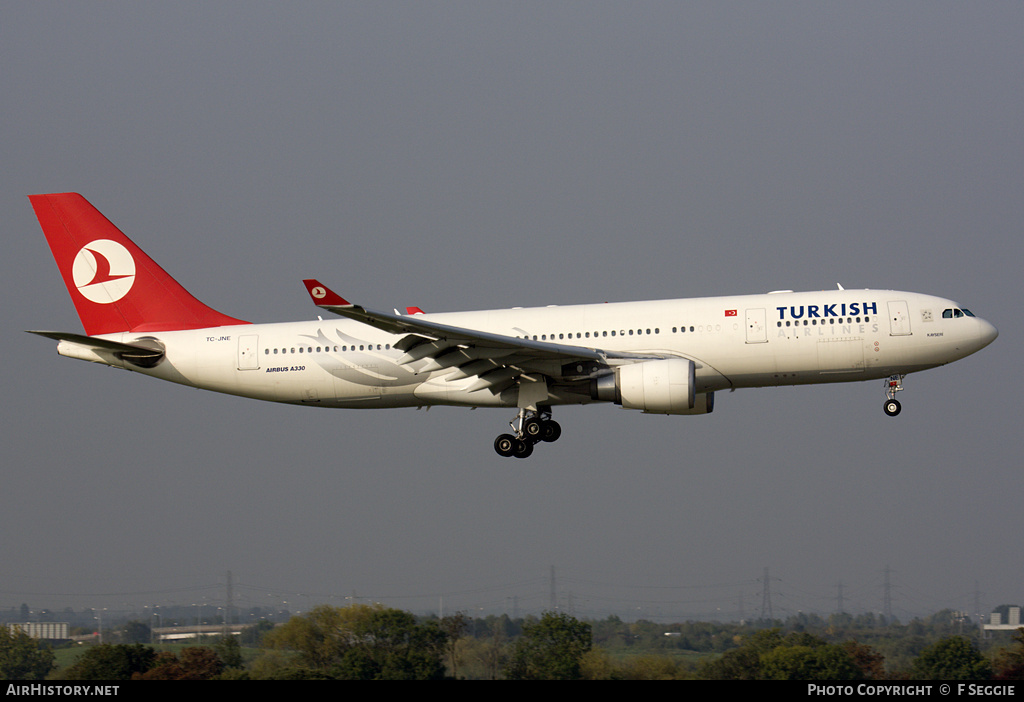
<box><xmin>79</xmin><ymin>289</ymin><xmax>997</xmax><ymax>411</ymax></box>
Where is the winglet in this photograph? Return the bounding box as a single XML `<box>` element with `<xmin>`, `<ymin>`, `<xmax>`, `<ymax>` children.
<box><xmin>302</xmin><ymin>279</ymin><xmax>352</xmax><ymax>307</ymax></box>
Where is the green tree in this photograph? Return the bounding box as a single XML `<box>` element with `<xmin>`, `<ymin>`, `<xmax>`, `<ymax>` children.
<box><xmin>136</xmin><ymin>647</ymin><xmax>224</xmax><ymax>680</ymax></box>
<box><xmin>265</xmin><ymin>603</ymin><xmax>448</xmax><ymax>680</ymax></box>
<box><xmin>993</xmin><ymin>628</ymin><xmax>1024</xmax><ymax>680</ymax></box>
<box><xmin>760</xmin><ymin>643</ymin><xmax>862</xmax><ymax>680</ymax></box>
<box><xmin>0</xmin><ymin>627</ymin><xmax>55</xmax><ymax>680</ymax></box>
<box><xmin>505</xmin><ymin>611</ymin><xmax>592</xmax><ymax>680</ymax></box>
<box><xmin>699</xmin><ymin>628</ymin><xmax>786</xmax><ymax>680</ymax></box>
<box><xmin>472</xmin><ymin>615</ymin><xmax>510</xmax><ymax>680</ymax></box>
<box><xmin>63</xmin><ymin>643</ymin><xmax>157</xmax><ymax>680</ymax></box>
<box><xmin>843</xmin><ymin>640</ymin><xmax>886</xmax><ymax>680</ymax></box>
<box><xmin>338</xmin><ymin>607</ymin><xmax>447</xmax><ymax>680</ymax></box>
<box><xmin>911</xmin><ymin>636</ymin><xmax>991</xmax><ymax>680</ymax></box>
<box><xmin>699</xmin><ymin>629</ymin><xmax>869</xmax><ymax>680</ymax></box>
<box><xmin>265</xmin><ymin>604</ymin><xmax>352</xmax><ymax>669</ymax></box>
<box><xmin>213</xmin><ymin>634</ymin><xmax>243</xmax><ymax>669</ymax></box>
<box><xmin>439</xmin><ymin>612</ymin><xmax>469</xmax><ymax>679</ymax></box>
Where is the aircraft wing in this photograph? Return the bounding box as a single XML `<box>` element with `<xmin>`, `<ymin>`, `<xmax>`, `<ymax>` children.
<box><xmin>302</xmin><ymin>279</ymin><xmax>660</xmax><ymax>393</ymax></box>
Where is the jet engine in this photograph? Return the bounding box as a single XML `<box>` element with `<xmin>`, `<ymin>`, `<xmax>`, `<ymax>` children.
<box><xmin>591</xmin><ymin>358</ymin><xmax>714</xmax><ymax>415</ymax></box>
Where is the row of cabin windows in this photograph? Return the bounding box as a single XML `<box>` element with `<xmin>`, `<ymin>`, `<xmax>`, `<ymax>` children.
<box><xmin>777</xmin><ymin>317</ymin><xmax>871</xmax><ymax>327</ymax></box>
<box><xmin>526</xmin><ymin>328</ymin><xmax>660</xmax><ymax>341</ymax></box>
<box><xmin>265</xmin><ymin>344</ymin><xmax>391</xmax><ymax>355</ymax></box>
<box><xmin>522</xmin><ymin>326</ymin><xmax>717</xmax><ymax>342</ymax></box>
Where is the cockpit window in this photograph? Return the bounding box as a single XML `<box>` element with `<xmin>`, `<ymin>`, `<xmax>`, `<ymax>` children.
<box><xmin>943</xmin><ymin>308</ymin><xmax>973</xmax><ymax>318</ymax></box>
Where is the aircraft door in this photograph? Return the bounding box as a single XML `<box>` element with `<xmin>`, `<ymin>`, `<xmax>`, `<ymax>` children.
<box><xmin>745</xmin><ymin>308</ymin><xmax>767</xmax><ymax>343</ymax></box>
<box><xmin>237</xmin><ymin>334</ymin><xmax>260</xmax><ymax>370</ymax></box>
<box><xmin>887</xmin><ymin>301</ymin><xmax>912</xmax><ymax>336</ymax></box>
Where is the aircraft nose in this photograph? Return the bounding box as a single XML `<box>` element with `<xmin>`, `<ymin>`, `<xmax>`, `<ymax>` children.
<box><xmin>977</xmin><ymin>318</ymin><xmax>998</xmax><ymax>349</ymax></box>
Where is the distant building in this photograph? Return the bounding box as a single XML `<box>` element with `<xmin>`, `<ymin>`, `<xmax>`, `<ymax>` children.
<box><xmin>984</xmin><ymin>606</ymin><xmax>1022</xmax><ymax>632</ymax></box>
<box><xmin>7</xmin><ymin>622</ymin><xmax>69</xmax><ymax>640</ymax></box>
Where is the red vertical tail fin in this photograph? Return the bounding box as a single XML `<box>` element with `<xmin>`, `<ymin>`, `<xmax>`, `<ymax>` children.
<box><xmin>30</xmin><ymin>193</ymin><xmax>249</xmax><ymax>335</ymax></box>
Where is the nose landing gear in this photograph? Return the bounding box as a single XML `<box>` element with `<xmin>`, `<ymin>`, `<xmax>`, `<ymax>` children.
<box><xmin>494</xmin><ymin>408</ymin><xmax>561</xmax><ymax>458</ymax></box>
<box><xmin>883</xmin><ymin>374</ymin><xmax>904</xmax><ymax>416</ymax></box>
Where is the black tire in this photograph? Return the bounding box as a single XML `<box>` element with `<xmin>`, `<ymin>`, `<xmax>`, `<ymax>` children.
<box><xmin>512</xmin><ymin>438</ymin><xmax>534</xmax><ymax>459</ymax></box>
<box><xmin>540</xmin><ymin>420</ymin><xmax>562</xmax><ymax>443</ymax></box>
<box><xmin>883</xmin><ymin>399</ymin><xmax>901</xmax><ymax>417</ymax></box>
<box><xmin>523</xmin><ymin>418</ymin><xmax>543</xmax><ymax>443</ymax></box>
<box><xmin>494</xmin><ymin>434</ymin><xmax>517</xmax><ymax>457</ymax></box>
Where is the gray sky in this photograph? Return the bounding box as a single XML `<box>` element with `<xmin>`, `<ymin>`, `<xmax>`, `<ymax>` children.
<box><xmin>2</xmin><ymin>3</ymin><xmax>1021</xmax><ymax>623</ymax></box>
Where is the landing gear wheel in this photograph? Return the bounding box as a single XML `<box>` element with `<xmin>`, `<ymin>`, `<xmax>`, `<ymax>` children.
<box><xmin>495</xmin><ymin>406</ymin><xmax>559</xmax><ymax>458</ymax></box>
<box><xmin>882</xmin><ymin>375</ymin><xmax>905</xmax><ymax>417</ymax></box>
<box><xmin>512</xmin><ymin>438</ymin><xmax>534</xmax><ymax>459</ymax></box>
<box><xmin>494</xmin><ymin>434</ymin><xmax>518</xmax><ymax>457</ymax></box>
<box><xmin>522</xmin><ymin>418</ymin><xmax>544</xmax><ymax>443</ymax></box>
<box><xmin>540</xmin><ymin>420</ymin><xmax>562</xmax><ymax>443</ymax></box>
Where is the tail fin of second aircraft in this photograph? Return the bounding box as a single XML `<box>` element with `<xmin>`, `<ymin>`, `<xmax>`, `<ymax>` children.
<box><xmin>30</xmin><ymin>193</ymin><xmax>249</xmax><ymax>336</ymax></box>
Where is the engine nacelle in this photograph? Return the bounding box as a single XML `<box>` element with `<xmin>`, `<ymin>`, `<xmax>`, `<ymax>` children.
<box><xmin>591</xmin><ymin>358</ymin><xmax>714</xmax><ymax>415</ymax></box>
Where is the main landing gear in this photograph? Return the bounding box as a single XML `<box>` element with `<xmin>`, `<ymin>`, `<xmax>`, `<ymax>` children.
<box><xmin>883</xmin><ymin>374</ymin><xmax>904</xmax><ymax>416</ymax></box>
<box><xmin>494</xmin><ymin>408</ymin><xmax>562</xmax><ymax>458</ymax></box>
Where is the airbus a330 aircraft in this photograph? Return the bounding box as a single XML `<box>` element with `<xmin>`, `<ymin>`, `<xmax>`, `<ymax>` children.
<box><xmin>30</xmin><ymin>193</ymin><xmax>998</xmax><ymax>458</ymax></box>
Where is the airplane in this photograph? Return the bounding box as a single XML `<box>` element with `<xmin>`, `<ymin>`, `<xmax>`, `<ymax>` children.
<box><xmin>29</xmin><ymin>192</ymin><xmax>998</xmax><ymax>459</ymax></box>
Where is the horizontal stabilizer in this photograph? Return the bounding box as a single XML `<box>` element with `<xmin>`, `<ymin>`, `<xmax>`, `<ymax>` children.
<box><xmin>27</xmin><ymin>330</ymin><xmax>165</xmax><ymax>367</ymax></box>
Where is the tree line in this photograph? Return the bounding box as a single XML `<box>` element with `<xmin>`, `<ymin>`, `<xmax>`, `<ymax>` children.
<box><xmin>3</xmin><ymin>604</ymin><xmax>1023</xmax><ymax>680</ymax></box>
